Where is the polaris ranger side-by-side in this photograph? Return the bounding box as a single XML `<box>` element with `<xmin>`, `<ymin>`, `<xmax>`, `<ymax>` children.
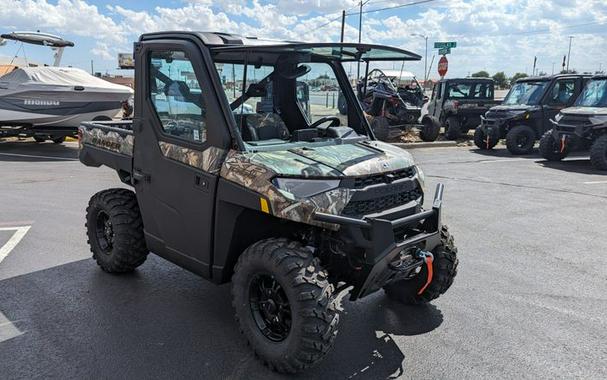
<box><xmin>539</xmin><ymin>75</ymin><xmax>607</xmax><ymax>170</ymax></box>
<box><xmin>475</xmin><ymin>74</ymin><xmax>591</xmax><ymax>154</ymax></box>
<box><xmin>78</xmin><ymin>32</ymin><xmax>458</xmax><ymax>373</ymax></box>
<box><xmin>421</xmin><ymin>77</ymin><xmax>498</xmax><ymax>141</ymax></box>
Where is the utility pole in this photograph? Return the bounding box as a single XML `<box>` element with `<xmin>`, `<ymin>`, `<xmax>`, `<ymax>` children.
<box><xmin>356</xmin><ymin>1</ymin><xmax>363</xmax><ymax>80</ymax></box>
<box><xmin>566</xmin><ymin>36</ymin><xmax>573</xmax><ymax>72</ymax></box>
<box><xmin>552</xmin><ymin>62</ymin><xmax>555</xmax><ymax>75</ymax></box>
<box><xmin>411</xmin><ymin>34</ymin><xmax>429</xmax><ymax>84</ymax></box>
<box><xmin>340</xmin><ymin>10</ymin><xmax>345</xmax><ymax>43</ymax></box>
<box><xmin>90</xmin><ymin>60</ymin><xmax>94</xmax><ymax>75</ymax></box>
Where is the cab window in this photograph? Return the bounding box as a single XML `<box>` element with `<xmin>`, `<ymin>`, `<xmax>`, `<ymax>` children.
<box><xmin>149</xmin><ymin>50</ymin><xmax>207</xmax><ymax>143</ymax></box>
<box><xmin>547</xmin><ymin>79</ymin><xmax>576</xmax><ymax>106</ymax></box>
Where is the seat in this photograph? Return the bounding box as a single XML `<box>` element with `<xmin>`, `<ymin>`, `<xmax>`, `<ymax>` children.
<box><xmin>238</xmin><ymin>113</ymin><xmax>290</xmax><ymax>141</ymax></box>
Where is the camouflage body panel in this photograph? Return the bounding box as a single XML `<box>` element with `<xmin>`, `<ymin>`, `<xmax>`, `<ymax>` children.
<box><xmin>289</xmin><ymin>141</ymin><xmax>415</xmax><ymax>176</ymax></box>
<box><xmin>159</xmin><ymin>142</ymin><xmax>227</xmax><ymax>174</ymax></box>
<box><xmin>221</xmin><ymin>142</ymin><xmax>416</xmax><ymax>229</ymax></box>
<box><xmin>221</xmin><ymin>150</ymin><xmax>352</xmax><ymax>229</ymax></box>
<box><xmin>79</xmin><ymin>126</ymin><xmax>134</xmax><ymax>156</ymax></box>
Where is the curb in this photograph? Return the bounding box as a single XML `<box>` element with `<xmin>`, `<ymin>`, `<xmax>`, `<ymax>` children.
<box><xmin>392</xmin><ymin>141</ymin><xmax>458</xmax><ymax>149</ymax></box>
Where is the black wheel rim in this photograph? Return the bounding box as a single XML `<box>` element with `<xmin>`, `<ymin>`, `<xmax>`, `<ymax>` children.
<box><xmin>249</xmin><ymin>274</ymin><xmax>292</xmax><ymax>342</ymax></box>
<box><xmin>516</xmin><ymin>134</ymin><xmax>529</xmax><ymax>148</ymax></box>
<box><xmin>95</xmin><ymin>210</ymin><xmax>114</xmax><ymax>254</ymax></box>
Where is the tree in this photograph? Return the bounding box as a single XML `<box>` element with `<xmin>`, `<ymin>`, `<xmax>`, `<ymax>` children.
<box><xmin>471</xmin><ymin>70</ymin><xmax>490</xmax><ymax>78</ymax></box>
<box><xmin>510</xmin><ymin>72</ymin><xmax>528</xmax><ymax>85</ymax></box>
<box><xmin>492</xmin><ymin>71</ymin><xmax>507</xmax><ymax>88</ymax></box>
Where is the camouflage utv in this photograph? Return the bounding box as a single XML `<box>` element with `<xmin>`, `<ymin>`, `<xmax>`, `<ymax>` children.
<box><xmin>79</xmin><ymin>32</ymin><xmax>458</xmax><ymax>373</ymax></box>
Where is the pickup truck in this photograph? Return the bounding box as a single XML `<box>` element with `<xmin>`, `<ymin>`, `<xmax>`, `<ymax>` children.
<box><xmin>78</xmin><ymin>31</ymin><xmax>458</xmax><ymax>373</ymax></box>
<box><xmin>421</xmin><ymin>77</ymin><xmax>499</xmax><ymax>141</ymax></box>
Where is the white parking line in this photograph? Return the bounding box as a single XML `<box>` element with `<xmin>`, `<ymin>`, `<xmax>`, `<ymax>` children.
<box><xmin>0</xmin><ymin>311</ymin><xmax>23</xmax><ymax>343</ymax></box>
<box><xmin>0</xmin><ymin>152</ymin><xmax>77</xmax><ymax>161</ymax></box>
<box><xmin>0</xmin><ymin>226</ymin><xmax>31</xmax><ymax>264</ymax></box>
<box><xmin>479</xmin><ymin>158</ymin><xmax>529</xmax><ymax>164</ymax></box>
<box><xmin>583</xmin><ymin>180</ymin><xmax>607</xmax><ymax>184</ymax></box>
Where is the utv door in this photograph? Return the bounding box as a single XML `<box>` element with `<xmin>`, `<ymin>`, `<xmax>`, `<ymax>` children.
<box><xmin>132</xmin><ymin>39</ymin><xmax>228</xmax><ymax>278</ymax></box>
<box><xmin>427</xmin><ymin>82</ymin><xmax>442</xmax><ymax>119</ymax></box>
<box><xmin>542</xmin><ymin>77</ymin><xmax>579</xmax><ymax>133</ymax></box>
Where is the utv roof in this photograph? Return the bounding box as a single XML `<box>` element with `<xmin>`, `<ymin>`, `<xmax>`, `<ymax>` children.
<box><xmin>140</xmin><ymin>31</ymin><xmax>421</xmax><ymax>62</ymax></box>
<box><xmin>516</xmin><ymin>74</ymin><xmax>594</xmax><ymax>83</ymax></box>
<box><xmin>440</xmin><ymin>77</ymin><xmax>494</xmax><ymax>82</ymax></box>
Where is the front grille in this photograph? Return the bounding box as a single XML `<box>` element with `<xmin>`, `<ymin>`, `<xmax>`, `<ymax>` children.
<box><xmin>341</xmin><ymin>187</ymin><xmax>422</xmax><ymax>216</ymax></box>
<box><xmin>353</xmin><ymin>167</ymin><xmax>416</xmax><ymax>188</ymax></box>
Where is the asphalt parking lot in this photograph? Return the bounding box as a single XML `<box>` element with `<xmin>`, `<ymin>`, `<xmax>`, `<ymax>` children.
<box><xmin>1</xmin><ymin>139</ymin><xmax>606</xmax><ymax>379</ymax></box>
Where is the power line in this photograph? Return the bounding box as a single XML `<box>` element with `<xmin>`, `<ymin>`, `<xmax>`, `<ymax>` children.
<box><xmin>315</xmin><ymin>0</ymin><xmax>438</xmax><ymax>30</ymax></box>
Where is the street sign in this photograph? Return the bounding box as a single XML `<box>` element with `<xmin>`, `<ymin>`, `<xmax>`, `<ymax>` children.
<box><xmin>439</xmin><ymin>47</ymin><xmax>451</xmax><ymax>55</ymax></box>
<box><xmin>438</xmin><ymin>56</ymin><xmax>448</xmax><ymax>77</ymax></box>
<box><xmin>434</xmin><ymin>41</ymin><xmax>457</xmax><ymax>49</ymax></box>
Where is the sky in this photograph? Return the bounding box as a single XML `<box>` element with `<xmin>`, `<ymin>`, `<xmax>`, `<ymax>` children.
<box><xmin>0</xmin><ymin>0</ymin><xmax>606</xmax><ymax>80</ymax></box>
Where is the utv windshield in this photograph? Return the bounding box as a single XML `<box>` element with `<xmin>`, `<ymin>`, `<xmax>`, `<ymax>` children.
<box><xmin>575</xmin><ymin>78</ymin><xmax>607</xmax><ymax>107</ymax></box>
<box><xmin>210</xmin><ymin>43</ymin><xmax>418</xmax><ymax>151</ymax></box>
<box><xmin>503</xmin><ymin>81</ymin><xmax>549</xmax><ymax>105</ymax></box>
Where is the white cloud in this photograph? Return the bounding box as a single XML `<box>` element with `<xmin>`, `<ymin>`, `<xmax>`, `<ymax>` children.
<box><xmin>0</xmin><ymin>0</ymin><xmax>605</xmax><ymax>77</ymax></box>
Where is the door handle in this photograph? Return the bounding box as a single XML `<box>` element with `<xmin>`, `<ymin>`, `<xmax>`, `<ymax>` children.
<box><xmin>132</xmin><ymin>169</ymin><xmax>151</xmax><ymax>183</ymax></box>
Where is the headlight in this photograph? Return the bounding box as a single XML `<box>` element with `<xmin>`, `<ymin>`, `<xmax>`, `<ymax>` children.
<box><xmin>272</xmin><ymin>177</ymin><xmax>341</xmax><ymax>199</ymax></box>
<box><xmin>415</xmin><ymin>165</ymin><xmax>425</xmax><ymax>190</ymax></box>
<box><xmin>589</xmin><ymin>115</ymin><xmax>607</xmax><ymax>125</ymax></box>
<box><xmin>555</xmin><ymin>113</ymin><xmax>564</xmax><ymax>122</ymax></box>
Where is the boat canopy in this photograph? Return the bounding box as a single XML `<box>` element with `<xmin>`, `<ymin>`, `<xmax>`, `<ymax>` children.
<box><xmin>0</xmin><ymin>67</ymin><xmax>133</xmax><ymax>93</ymax></box>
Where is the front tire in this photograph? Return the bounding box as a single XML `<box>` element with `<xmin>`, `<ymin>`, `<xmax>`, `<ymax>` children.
<box><xmin>231</xmin><ymin>238</ymin><xmax>340</xmax><ymax>373</ymax></box>
<box><xmin>539</xmin><ymin>130</ymin><xmax>568</xmax><ymax>161</ymax></box>
<box><xmin>51</xmin><ymin>136</ymin><xmax>66</xmax><ymax>144</ymax></box>
<box><xmin>590</xmin><ymin>134</ymin><xmax>607</xmax><ymax>170</ymax></box>
<box><xmin>384</xmin><ymin>226</ymin><xmax>458</xmax><ymax>304</ymax></box>
<box><xmin>444</xmin><ymin>116</ymin><xmax>461</xmax><ymax>140</ymax></box>
<box><xmin>86</xmin><ymin>188</ymin><xmax>148</xmax><ymax>273</ymax></box>
<box><xmin>474</xmin><ymin>126</ymin><xmax>498</xmax><ymax>150</ymax></box>
<box><xmin>419</xmin><ymin>117</ymin><xmax>440</xmax><ymax>142</ymax></box>
<box><xmin>506</xmin><ymin>125</ymin><xmax>536</xmax><ymax>154</ymax></box>
<box><xmin>33</xmin><ymin>136</ymin><xmax>46</xmax><ymax>143</ymax></box>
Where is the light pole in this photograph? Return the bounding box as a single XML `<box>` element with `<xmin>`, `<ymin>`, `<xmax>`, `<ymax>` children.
<box><xmin>566</xmin><ymin>36</ymin><xmax>573</xmax><ymax>72</ymax></box>
<box><xmin>411</xmin><ymin>33</ymin><xmax>429</xmax><ymax>85</ymax></box>
<box><xmin>356</xmin><ymin>0</ymin><xmax>371</xmax><ymax>80</ymax></box>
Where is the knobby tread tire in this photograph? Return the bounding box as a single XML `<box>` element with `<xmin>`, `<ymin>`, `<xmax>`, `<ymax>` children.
<box><xmin>539</xmin><ymin>130</ymin><xmax>568</xmax><ymax>161</ymax></box>
<box><xmin>474</xmin><ymin>126</ymin><xmax>498</xmax><ymax>150</ymax></box>
<box><xmin>445</xmin><ymin>116</ymin><xmax>461</xmax><ymax>140</ymax></box>
<box><xmin>85</xmin><ymin>188</ymin><xmax>148</xmax><ymax>273</ymax></box>
<box><xmin>383</xmin><ymin>225</ymin><xmax>458</xmax><ymax>305</ymax></box>
<box><xmin>590</xmin><ymin>134</ymin><xmax>607</xmax><ymax>170</ymax></box>
<box><xmin>419</xmin><ymin>118</ymin><xmax>440</xmax><ymax>142</ymax></box>
<box><xmin>231</xmin><ymin>238</ymin><xmax>340</xmax><ymax>374</ymax></box>
<box><xmin>506</xmin><ymin>125</ymin><xmax>536</xmax><ymax>155</ymax></box>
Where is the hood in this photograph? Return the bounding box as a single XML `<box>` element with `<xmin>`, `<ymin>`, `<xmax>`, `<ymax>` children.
<box><xmin>246</xmin><ymin>141</ymin><xmax>416</xmax><ymax>178</ymax></box>
<box><xmin>489</xmin><ymin>104</ymin><xmax>538</xmax><ymax>113</ymax></box>
<box><xmin>561</xmin><ymin>106</ymin><xmax>607</xmax><ymax>116</ymax></box>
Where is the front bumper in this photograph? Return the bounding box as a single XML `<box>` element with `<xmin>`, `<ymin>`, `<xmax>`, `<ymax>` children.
<box><xmin>480</xmin><ymin>115</ymin><xmax>507</xmax><ymax>137</ymax></box>
<box><xmin>551</xmin><ymin>120</ymin><xmax>594</xmax><ymax>140</ymax></box>
<box><xmin>314</xmin><ymin>183</ymin><xmax>445</xmax><ymax>300</ymax></box>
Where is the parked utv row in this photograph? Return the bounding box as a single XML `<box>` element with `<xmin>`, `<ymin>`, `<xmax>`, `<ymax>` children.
<box><xmin>472</xmin><ymin>74</ymin><xmax>607</xmax><ymax>170</ymax></box>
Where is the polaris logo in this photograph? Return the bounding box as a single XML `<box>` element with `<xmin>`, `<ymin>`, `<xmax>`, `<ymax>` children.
<box><xmin>24</xmin><ymin>99</ymin><xmax>60</xmax><ymax>106</ymax></box>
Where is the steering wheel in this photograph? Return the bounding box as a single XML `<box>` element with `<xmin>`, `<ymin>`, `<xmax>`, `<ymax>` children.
<box><xmin>310</xmin><ymin>116</ymin><xmax>341</xmax><ymax>129</ymax></box>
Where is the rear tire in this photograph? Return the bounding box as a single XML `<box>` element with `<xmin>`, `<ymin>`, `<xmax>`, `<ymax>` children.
<box><xmin>474</xmin><ymin>126</ymin><xmax>498</xmax><ymax>150</ymax></box>
<box><xmin>506</xmin><ymin>125</ymin><xmax>536</xmax><ymax>154</ymax></box>
<box><xmin>372</xmin><ymin>117</ymin><xmax>390</xmax><ymax>141</ymax></box>
<box><xmin>539</xmin><ymin>130</ymin><xmax>568</xmax><ymax>161</ymax></box>
<box><xmin>383</xmin><ymin>225</ymin><xmax>458</xmax><ymax>305</ymax></box>
<box><xmin>85</xmin><ymin>188</ymin><xmax>148</xmax><ymax>273</ymax></box>
<box><xmin>444</xmin><ymin>116</ymin><xmax>461</xmax><ymax>140</ymax></box>
<box><xmin>590</xmin><ymin>134</ymin><xmax>607</xmax><ymax>170</ymax></box>
<box><xmin>419</xmin><ymin>117</ymin><xmax>440</xmax><ymax>142</ymax></box>
<box><xmin>231</xmin><ymin>238</ymin><xmax>340</xmax><ymax>373</ymax></box>
<box><xmin>51</xmin><ymin>136</ymin><xmax>66</xmax><ymax>144</ymax></box>
<box><xmin>33</xmin><ymin>136</ymin><xmax>46</xmax><ymax>143</ymax></box>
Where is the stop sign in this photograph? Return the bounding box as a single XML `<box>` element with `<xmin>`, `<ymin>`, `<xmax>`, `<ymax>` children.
<box><xmin>438</xmin><ymin>56</ymin><xmax>448</xmax><ymax>77</ymax></box>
